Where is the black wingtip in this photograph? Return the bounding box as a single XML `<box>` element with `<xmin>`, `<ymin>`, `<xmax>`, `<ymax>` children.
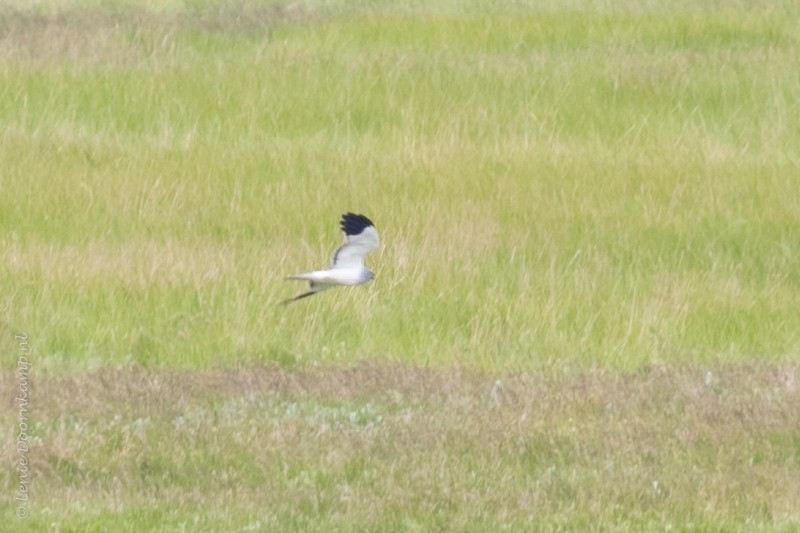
<box><xmin>340</xmin><ymin>213</ymin><xmax>374</xmax><ymax>236</ymax></box>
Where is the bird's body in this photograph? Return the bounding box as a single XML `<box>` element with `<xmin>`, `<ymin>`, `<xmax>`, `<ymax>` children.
<box><xmin>284</xmin><ymin>213</ymin><xmax>379</xmax><ymax>304</ymax></box>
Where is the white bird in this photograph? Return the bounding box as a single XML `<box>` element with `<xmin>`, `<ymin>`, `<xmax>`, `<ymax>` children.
<box><xmin>283</xmin><ymin>213</ymin><xmax>379</xmax><ymax>304</ymax></box>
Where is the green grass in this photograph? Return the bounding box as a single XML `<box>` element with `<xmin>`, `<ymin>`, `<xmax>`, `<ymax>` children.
<box><xmin>2</xmin><ymin>0</ymin><xmax>800</xmax><ymax>371</ymax></box>
<box><xmin>4</xmin><ymin>363</ymin><xmax>800</xmax><ymax>531</ymax></box>
<box><xmin>1</xmin><ymin>0</ymin><xmax>800</xmax><ymax>529</ymax></box>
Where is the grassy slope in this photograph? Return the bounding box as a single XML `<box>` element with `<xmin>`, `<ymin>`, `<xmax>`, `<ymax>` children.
<box><xmin>1</xmin><ymin>0</ymin><xmax>800</xmax><ymax>530</ymax></box>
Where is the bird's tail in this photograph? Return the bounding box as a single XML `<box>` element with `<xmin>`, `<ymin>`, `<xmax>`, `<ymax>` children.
<box><xmin>285</xmin><ymin>272</ymin><xmax>320</xmax><ymax>282</ymax></box>
<box><xmin>281</xmin><ymin>280</ymin><xmax>333</xmax><ymax>305</ymax></box>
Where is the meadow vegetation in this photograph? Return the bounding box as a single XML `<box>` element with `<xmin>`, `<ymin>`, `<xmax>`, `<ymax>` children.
<box><xmin>1</xmin><ymin>0</ymin><xmax>799</xmax><ymax>529</ymax></box>
<box><xmin>3</xmin><ymin>363</ymin><xmax>800</xmax><ymax>530</ymax></box>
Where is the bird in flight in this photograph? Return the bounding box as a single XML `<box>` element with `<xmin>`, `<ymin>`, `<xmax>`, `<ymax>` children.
<box><xmin>283</xmin><ymin>213</ymin><xmax>379</xmax><ymax>304</ymax></box>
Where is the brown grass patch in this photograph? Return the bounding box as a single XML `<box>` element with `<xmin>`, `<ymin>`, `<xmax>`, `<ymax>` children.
<box><xmin>2</xmin><ymin>362</ymin><xmax>799</xmax><ymax>528</ymax></box>
<box><xmin>0</xmin><ymin>2</ymin><xmax>320</xmax><ymax>64</ymax></box>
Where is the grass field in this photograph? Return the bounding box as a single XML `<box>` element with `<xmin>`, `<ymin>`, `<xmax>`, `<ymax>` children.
<box><xmin>1</xmin><ymin>0</ymin><xmax>800</xmax><ymax>529</ymax></box>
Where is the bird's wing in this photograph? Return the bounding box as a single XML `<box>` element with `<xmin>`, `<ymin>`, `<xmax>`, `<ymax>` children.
<box><xmin>282</xmin><ymin>281</ymin><xmax>335</xmax><ymax>305</ymax></box>
<box><xmin>331</xmin><ymin>213</ymin><xmax>379</xmax><ymax>268</ymax></box>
